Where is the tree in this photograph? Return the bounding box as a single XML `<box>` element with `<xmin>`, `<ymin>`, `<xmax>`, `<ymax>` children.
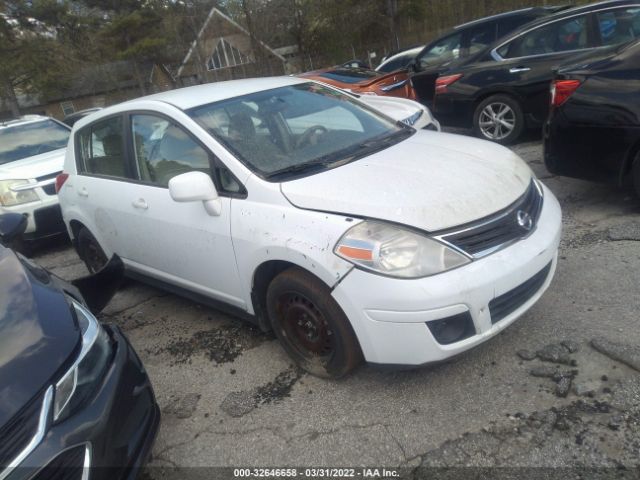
<box><xmin>0</xmin><ymin>1</ymin><xmax>80</xmax><ymax>117</ymax></box>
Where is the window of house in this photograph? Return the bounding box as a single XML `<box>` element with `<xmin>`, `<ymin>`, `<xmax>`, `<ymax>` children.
<box><xmin>77</xmin><ymin>116</ymin><xmax>131</xmax><ymax>179</ymax></box>
<box><xmin>60</xmin><ymin>101</ymin><xmax>75</xmax><ymax>116</ymax></box>
<box><xmin>206</xmin><ymin>38</ymin><xmax>252</xmax><ymax>71</ymax></box>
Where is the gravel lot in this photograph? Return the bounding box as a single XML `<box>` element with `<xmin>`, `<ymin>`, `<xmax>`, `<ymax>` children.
<box><xmin>32</xmin><ymin>136</ymin><xmax>640</xmax><ymax>478</ymax></box>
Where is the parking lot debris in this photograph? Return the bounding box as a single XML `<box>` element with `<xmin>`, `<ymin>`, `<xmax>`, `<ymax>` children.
<box><xmin>160</xmin><ymin>324</ymin><xmax>269</xmax><ymax>365</ymax></box>
<box><xmin>220</xmin><ymin>368</ymin><xmax>303</xmax><ymax>418</ymax></box>
<box><xmin>591</xmin><ymin>337</ymin><xmax>640</xmax><ymax>372</ymax></box>
<box><xmin>555</xmin><ymin>377</ymin><xmax>572</xmax><ymax>398</ymax></box>
<box><xmin>517</xmin><ymin>349</ymin><xmax>537</xmax><ymax>361</ymax></box>
<box><xmin>561</xmin><ymin>340</ymin><xmax>580</xmax><ymax>353</ymax></box>
<box><xmin>536</xmin><ymin>343</ymin><xmax>575</xmax><ymax>365</ymax></box>
<box><xmin>608</xmin><ymin>222</ymin><xmax>640</xmax><ymax>242</ymax></box>
<box><xmin>163</xmin><ymin>393</ymin><xmax>201</xmax><ymax>419</ymax></box>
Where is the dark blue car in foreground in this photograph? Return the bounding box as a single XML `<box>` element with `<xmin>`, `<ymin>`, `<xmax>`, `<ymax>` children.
<box><xmin>0</xmin><ymin>214</ymin><xmax>159</xmax><ymax>480</ymax></box>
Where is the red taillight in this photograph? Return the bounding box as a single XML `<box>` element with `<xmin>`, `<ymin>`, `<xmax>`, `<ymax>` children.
<box><xmin>55</xmin><ymin>173</ymin><xmax>69</xmax><ymax>193</ymax></box>
<box><xmin>550</xmin><ymin>79</ymin><xmax>581</xmax><ymax>107</ymax></box>
<box><xmin>435</xmin><ymin>74</ymin><xmax>463</xmax><ymax>95</ymax></box>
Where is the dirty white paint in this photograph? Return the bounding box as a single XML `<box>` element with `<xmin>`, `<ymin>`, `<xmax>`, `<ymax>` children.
<box><xmin>282</xmin><ymin>131</ymin><xmax>532</xmax><ymax>232</ymax></box>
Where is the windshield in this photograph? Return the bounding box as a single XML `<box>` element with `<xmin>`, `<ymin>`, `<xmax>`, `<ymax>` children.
<box><xmin>188</xmin><ymin>83</ymin><xmax>409</xmax><ymax>180</ymax></box>
<box><xmin>0</xmin><ymin>119</ymin><xmax>70</xmax><ymax>165</ymax></box>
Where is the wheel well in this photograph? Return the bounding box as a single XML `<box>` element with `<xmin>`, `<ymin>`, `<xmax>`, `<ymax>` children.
<box><xmin>474</xmin><ymin>91</ymin><xmax>520</xmax><ymax>111</ymax></box>
<box><xmin>251</xmin><ymin>260</ymin><xmax>316</xmax><ymax>332</ymax></box>
<box><xmin>68</xmin><ymin>220</ymin><xmax>85</xmax><ymax>253</ymax></box>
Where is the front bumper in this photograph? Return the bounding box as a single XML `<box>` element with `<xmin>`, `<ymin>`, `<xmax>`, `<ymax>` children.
<box><xmin>332</xmin><ymin>183</ymin><xmax>562</xmax><ymax>366</ymax></box>
<box><xmin>0</xmin><ymin>196</ymin><xmax>65</xmax><ymax>240</ymax></box>
<box><xmin>7</xmin><ymin>325</ymin><xmax>160</xmax><ymax>480</ymax></box>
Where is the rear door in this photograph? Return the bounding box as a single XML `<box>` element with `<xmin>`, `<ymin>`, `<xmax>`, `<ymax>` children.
<box><xmin>476</xmin><ymin>13</ymin><xmax>597</xmax><ymax>123</ymax></box>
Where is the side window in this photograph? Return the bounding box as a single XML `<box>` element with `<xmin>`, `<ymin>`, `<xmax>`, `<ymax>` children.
<box><xmin>417</xmin><ymin>33</ymin><xmax>463</xmax><ymax>69</ymax></box>
<box><xmin>131</xmin><ymin>114</ymin><xmax>241</xmax><ymax>193</ymax></box>
<box><xmin>465</xmin><ymin>24</ymin><xmax>497</xmax><ymax>56</ymax></box>
<box><xmin>499</xmin><ymin>16</ymin><xmax>590</xmax><ymax>58</ymax></box>
<box><xmin>597</xmin><ymin>8</ymin><xmax>640</xmax><ymax>46</ymax></box>
<box><xmin>77</xmin><ymin>116</ymin><xmax>130</xmax><ymax>179</ymax></box>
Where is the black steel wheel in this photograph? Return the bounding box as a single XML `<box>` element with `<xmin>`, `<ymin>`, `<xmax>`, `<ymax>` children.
<box><xmin>267</xmin><ymin>267</ymin><xmax>363</xmax><ymax>378</ymax></box>
<box><xmin>77</xmin><ymin>227</ymin><xmax>108</xmax><ymax>274</ymax></box>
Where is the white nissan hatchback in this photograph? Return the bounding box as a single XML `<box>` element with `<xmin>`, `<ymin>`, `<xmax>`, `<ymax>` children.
<box><xmin>58</xmin><ymin>77</ymin><xmax>561</xmax><ymax>377</ymax></box>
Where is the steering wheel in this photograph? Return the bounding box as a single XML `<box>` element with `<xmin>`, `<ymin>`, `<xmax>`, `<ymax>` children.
<box><xmin>296</xmin><ymin>125</ymin><xmax>328</xmax><ymax>148</ymax></box>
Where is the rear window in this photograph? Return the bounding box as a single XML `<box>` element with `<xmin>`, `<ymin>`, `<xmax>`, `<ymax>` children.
<box><xmin>0</xmin><ymin>120</ymin><xmax>70</xmax><ymax>165</ymax></box>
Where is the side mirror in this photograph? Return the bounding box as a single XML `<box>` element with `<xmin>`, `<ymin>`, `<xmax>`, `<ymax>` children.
<box><xmin>168</xmin><ymin>171</ymin><xmax>222</xmax><ymax>216</ymax></box>
<box><xmin>0</xmin><ymin>213</ymin><xmax>28</xmax><ymax>246</ymax></box>
<box><xmin>409</xmin><ymin>60</ymin><xmax>419</xmax><ymax>72</ymax></box>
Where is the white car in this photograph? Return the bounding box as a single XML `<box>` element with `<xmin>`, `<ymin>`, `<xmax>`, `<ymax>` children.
<box><xmin>58</xmin><ymin>77</ymin><xmax>561</xmax><ymax>377</ymax></box>
<box><xmin>376</xmin><ymin>46</ymin><xmax>424</xmax><ymax>73</ymax></box>
<box><xmin>0</xmin><ymin>115</ymin><xmax>70</xmax><ymax>239</ymax></box>
<box><xmin>356</xmin><ymin>93</ymin><xmax>440</xmax><ymax>131</ymax></box>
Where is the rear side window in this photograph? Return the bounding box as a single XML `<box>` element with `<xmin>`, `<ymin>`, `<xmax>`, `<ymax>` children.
<box><xmin>498</xmin><ymin>15</ymin><xmax>590</xmax><ymax>58</ymax></box>
<box><xmin>597</xmin><ymin>8</ymin><xmax>640</xmax><ymax>46</ymax></box>
<box><xmin>77</xmin><ymin>116</ymin><xmax>131</xmax><ymax>179</ymax></box>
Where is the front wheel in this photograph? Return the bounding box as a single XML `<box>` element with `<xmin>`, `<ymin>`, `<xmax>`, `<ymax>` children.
<box><xmin>266</xmin><ymin>268</ymin><xmax>363</xmax><ymax>378</ymax></box>
<box><xmin>473</xmin><ymin>94</ymin><xmax>524</xmax><ymax>145</ymax></box>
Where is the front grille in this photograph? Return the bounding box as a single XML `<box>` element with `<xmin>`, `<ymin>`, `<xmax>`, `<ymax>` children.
<box><xmin>32</xmin><ymin>445</ymin><xmax>86</xmax><ymax>480</ymax></box>
<box><xmin>0</xmin><ymin>392</ymin><xmax>43</xmax><ymax>469</ymax></box>
<box><xmin>489</xmin><ymin>262</ymin><xmax>552</xmax><ymax>324</ymax></box>
<box><xmin>440</xmin><ymin>180</ymin><xmax>543</xmax><ymax>257</ymax></box>
<box><xmin>36</xmin><ymin>172</ymin><xmax>60</xmax><ymax>196</ymax></box>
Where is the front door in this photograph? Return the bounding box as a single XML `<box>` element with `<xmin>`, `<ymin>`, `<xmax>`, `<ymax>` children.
<box><xmin>121</xmin><ymin>113</ymin><xmax>245</xmax><ymax>308</ymax></box>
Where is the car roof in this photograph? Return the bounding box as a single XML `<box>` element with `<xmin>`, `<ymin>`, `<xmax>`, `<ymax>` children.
<box><xmin>0</xmin><ymin>114</ymin><xmax>52</xmax><ymax>129</ymax></box>
<box><xmin>452</xmin><ymin>5</ymin><xmax>562</xmax><ymax>30</ymax></box>
<box><xmin>124</xmin><ymin>76</ymin><xmax>309</xmax><ymax>111</ymax></box>
<box><xmin>493</xmin><ymin>0</ymin><xmax>639</xmax><ymax>40</ymax></box>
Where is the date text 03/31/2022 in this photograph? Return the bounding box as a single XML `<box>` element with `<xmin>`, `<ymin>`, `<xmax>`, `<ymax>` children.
<box><xmin>233</xmin><ymin>468</ymin><xmax>400</xmax><ymax>478</ymax></box>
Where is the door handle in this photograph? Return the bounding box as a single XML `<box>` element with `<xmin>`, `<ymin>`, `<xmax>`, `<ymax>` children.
<box><xmin>509</xmin><ymin>67</ymin><xmax>531</xmax><ymax>73</ymax></box>
<box><xmin>78</xmin><ymin>188</ymin><xmax>89</xmax><ymax>197</ymax></box>
<box><xmin>131</xmin><ymin>198</ymin><xmax>149</xmax><ymax>210</ymax></box>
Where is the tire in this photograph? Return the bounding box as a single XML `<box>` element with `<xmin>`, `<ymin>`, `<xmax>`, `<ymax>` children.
<box><xmin>77</xmin><ymin>227</ymin><xmax>108</xmax><ymax>274</ymax></box>
<box><xmin>633</xmin><ymin>151</ymin><xmax>640</xmax><ymax>199</ymax></box>
<box><xmin>266</xmin><ymin>267</ymin><xmax>363</xmax><ymax>378</ymax></box>
<box><xmin>473</xmin><ymin>94</ymin><xmax>525</xmax><ymax>145</ymax></box>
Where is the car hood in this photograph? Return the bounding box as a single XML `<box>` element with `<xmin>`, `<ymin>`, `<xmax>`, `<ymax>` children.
<box><xmin>280</xmin><ymin>131</ymin><xmax>532</xmax><ymax>232</ymax></box>
<box><xmin>0</xmin><ymin>148</ymin><xmax>66</xmax><ymax>180</ymax></box>
<box><xmin>0</xmin><ymin>247</ymin><xmax>80</xmax><ymax>428</ymax></box>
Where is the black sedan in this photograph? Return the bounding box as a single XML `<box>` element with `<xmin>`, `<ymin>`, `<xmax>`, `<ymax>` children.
<box><xmin>544</xmin><ymin>40</ymin><xmax>640</xmax><ymax>197</ymax></box>
<box><xmin>432</xmin><ymin>0</ymin><xmax>640</xmax><ymax>144</ymax></box>
<box><xmin>0</xmin><ymin>214</ymin><xmax>159</xmax><ymax>480</ymax></box>
<box><xmin>410</xmin><ymin>5</ymin><xmax>565</xmax><ymax>106</ymax></box>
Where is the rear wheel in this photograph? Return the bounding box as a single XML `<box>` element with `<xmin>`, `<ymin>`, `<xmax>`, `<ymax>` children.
<box><xmin>473</xmin><ymin>94</ymin><xmax>524</xmax><ymax>145</ymax></box>
<box><xmin>266</xmin><ymin>267</ymin><xmax>363</xmax><ymax>378</ymax></box>
<box><xmin>77</xmin><ymin>227</ymin><xmax>108</xmax><ymax>274</ymax></box>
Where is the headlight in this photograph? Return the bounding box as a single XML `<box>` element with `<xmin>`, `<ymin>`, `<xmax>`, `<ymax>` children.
<box><xmin>402</xmin><ymin>110</ymin><xmax>423</xmax><ymax>126</ymax></box>
<box><xmin>334</xmin><ymin>221</ymin><xmax>470</xmax><ymax>278</ymax></box>
<box><xmin>0</xmin><ymin>179</ymin><xmax>39</xmax><ymax>206</ymax></box>
<box><xmin>53</xmin><ymin>300</ymin><xmax>112</xmax><ymax>423</ymax></box>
